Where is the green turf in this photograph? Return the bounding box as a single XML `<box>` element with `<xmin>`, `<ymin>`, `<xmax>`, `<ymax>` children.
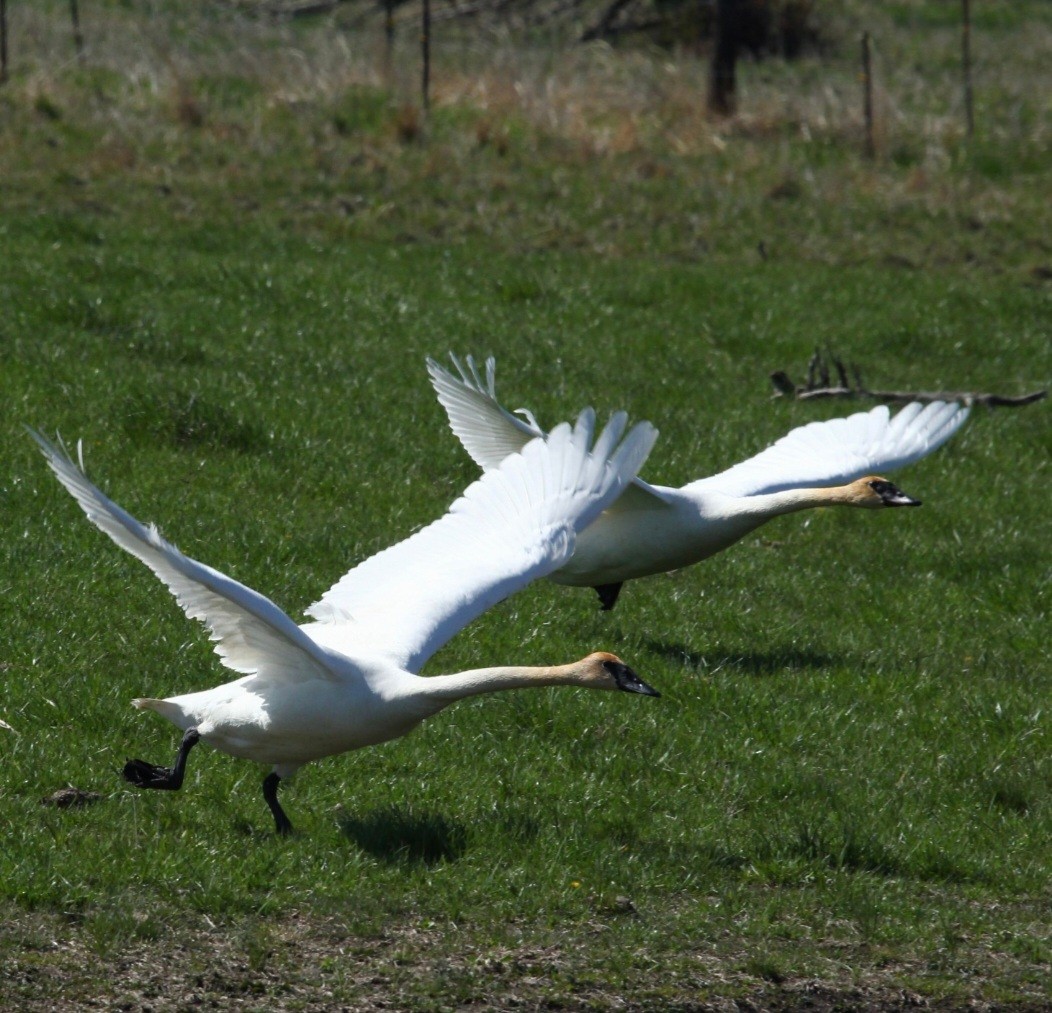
<box><xmin>0</xmin><ymin>1</ymin><xmax>1049</xmax><ymax>1008</ymax></box>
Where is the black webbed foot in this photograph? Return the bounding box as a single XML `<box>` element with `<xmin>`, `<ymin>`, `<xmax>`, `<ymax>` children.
<box><xmin>123</xmin><ymin>757</ymin><xmax>181</xmax><ymax>789</ymax></box>
<box><xmin>594</xmin><ymin>582</ymin><xmax>624</xmax><ymax>611</ymax></box>
<box><xmin>123</xmin><ymin>728</ymin><xmax>200</xmax><ymax>791</ymax></box>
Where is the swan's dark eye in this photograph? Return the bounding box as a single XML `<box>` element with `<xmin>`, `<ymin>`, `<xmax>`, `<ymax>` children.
<box><xmin>601</xmin><ymin>659</ymin><xmax>632</xmax><ymax>680</ymax></box>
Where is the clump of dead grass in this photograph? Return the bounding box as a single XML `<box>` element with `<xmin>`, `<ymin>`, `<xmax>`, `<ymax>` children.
<box><xmin>8</xmin><ymin>2</ymin><xmax>1048</xmax><ymax>155</ymax></box>
<box><xmin>2</xmin><ymin>0</ymin><xmax>1047</xmax><ymax>221</ymax></box>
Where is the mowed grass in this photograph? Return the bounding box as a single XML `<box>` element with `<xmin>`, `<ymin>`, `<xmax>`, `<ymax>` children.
<box><xmin>0</xmin><ymin>1</ymin><xmax>1050</xmax><ymax>1008</ymax></box>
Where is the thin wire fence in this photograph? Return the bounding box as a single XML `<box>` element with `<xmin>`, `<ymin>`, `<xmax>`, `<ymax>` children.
<box><xmin>2</xmin><ymin>1</ymin><xmax>1048</xmax><ymax>160</ymax></box>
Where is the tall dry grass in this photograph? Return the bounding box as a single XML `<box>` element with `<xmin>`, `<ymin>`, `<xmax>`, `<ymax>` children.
<box><xmin>2</xmin><ymin>0</ymin><xmax>1047</xmax><ymax>275</ymax></box>
<box><xmin>5</xmin><ymin>1</ymin><xmax>1048</xmax><ymax>162</ymax></box>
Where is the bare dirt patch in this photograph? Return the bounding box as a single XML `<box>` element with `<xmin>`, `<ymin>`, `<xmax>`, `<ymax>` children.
<box><xmin>2</xmin><ymin>910</ymin><xmax>1047</xmax><ymax>1011</ymax></box>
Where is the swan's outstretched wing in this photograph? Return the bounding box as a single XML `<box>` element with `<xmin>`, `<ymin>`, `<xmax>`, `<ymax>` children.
<box><xmin>29</xmin><ymin>429</ymin><xmax>342</xmax><ymax>687</ymax></box>
<box><xmin>304</xmin><ymin>410</ymin><xmax>657</xmax><ymax>672</ymax></box>
<box><xmin>428</xmin><ymin>354</ymin><xmax>675</xmax><ymax>510</ymax></box>
<box><xmin>685</xmin><ymin>401</ymin><xmax>970</xmax><ymax>499</ymax></box>
<box><xmin>427</xmin><ymin>354</ymin><xmax>543</xmax><ymax>469</ymax></box>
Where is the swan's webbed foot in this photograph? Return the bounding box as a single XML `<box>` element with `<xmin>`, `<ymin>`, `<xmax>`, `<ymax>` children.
<box><xmin>263</xmin><ymin>772</ymin><xmax>294</xmax><ymax>836</ymax></box>
<box><xmin>123</xmin><ymin>758</ymin><xmax>179</xmax><ymax>788</ymax></box>
<box><xmin>594</xmin><ymin>582</ymin><xmax>623</xmax><ymax>612</ymax></box>
<box><xmin>123</xmin><ymin>728</ymin><xmax>200</xmax><ymax>791</ymax></box>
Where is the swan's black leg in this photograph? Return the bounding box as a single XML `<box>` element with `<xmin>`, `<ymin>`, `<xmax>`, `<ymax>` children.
<box><xmin>123</xmin><ymin>728</ymin><xmax>200</xmax><ymax>790</ymax></box>
<box><xmin>262</xmin><ymin>772</ymin><xmax>294</xmax><ymax>836</ymax></box>
<box><xmin>594</xmin><ymin>582</ymin><xmax>623</xmax><ymax>612</ymax></box>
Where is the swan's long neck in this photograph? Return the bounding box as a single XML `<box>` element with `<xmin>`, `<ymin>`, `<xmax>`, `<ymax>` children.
<box><xmin>729</xmin><ymin>482</ymin><xmax>874</xmax><ymax>520</ymax></box>
<box><xmin>420</xmin><ymin>663</ymin><xmax>593</xmax><ymax>705</ymax></box>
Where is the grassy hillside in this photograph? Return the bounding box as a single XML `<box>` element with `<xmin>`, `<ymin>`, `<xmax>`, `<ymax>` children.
<box><xmin>0</xmin><ymin>1</ymin><xmax>1049</xmax><ymax>1008</ymax></box>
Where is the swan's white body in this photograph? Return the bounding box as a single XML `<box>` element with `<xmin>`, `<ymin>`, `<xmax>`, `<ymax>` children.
<box><xmin>428</xmin><ymin>356</ymin><xmax>970</xmax><ymax>605</ymax></box>
<box><xmin>30</xmin><ymin>409</ymin><xmax>658</xmax><ymax>831</ymax></box>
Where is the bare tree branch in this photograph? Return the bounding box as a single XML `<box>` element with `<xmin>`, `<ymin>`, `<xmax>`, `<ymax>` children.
<box><xmin>580</xmin><ymin>0</ymin><xmax>634</xmax><ymax>43</ymax></box>
<box><xmin>770</xmin><ymin>350</ymin><xmax>1047</xmax><ymax>408</ymax></box>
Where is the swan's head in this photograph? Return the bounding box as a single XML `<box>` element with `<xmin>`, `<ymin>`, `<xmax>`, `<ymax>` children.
<box><xmin>849</xmin><ymin>476</ymin><xmax>922</xmax><ymax>509</ymax></box>
<box><xmin>580</xmin><ymin>652</ymin><xmax>660</xmax><ymax>697</ymax></box>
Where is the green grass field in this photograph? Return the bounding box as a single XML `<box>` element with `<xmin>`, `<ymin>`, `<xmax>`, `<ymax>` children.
<box><xmin>1</xmin><ymin>1</ymin><xmax>1049</xmax><ymax>1008</ymax></box>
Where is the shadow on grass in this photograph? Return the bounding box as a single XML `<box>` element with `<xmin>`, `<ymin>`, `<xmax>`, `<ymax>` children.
<box><xmin>121</xmin><ymin>390</ymin><xmax>270</xmax><ymax>454</ymax></box>
<box><xmin>670</xmin><ymin>840</ymin><xmax>752</xmax><ymax>872</ymax></box>
<box><xmin>646</xmin><ymin>640</ymin><xmax>841</xmax><ymax>676</ymax></box>
<box><xmin>786</xmin><ymin>820</ymin><xmax>988</xmax><ymax>884</ymax></box>
<box><xmin>338</xmin><ymin>806</ymin><xmax>467</xmax><ymax>865</ymax></box>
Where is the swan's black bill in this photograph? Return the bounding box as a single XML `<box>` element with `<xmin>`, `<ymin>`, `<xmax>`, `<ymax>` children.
<box><xmin>603</xmin><ymin>659</ymin><xmax>661</xmax><ymax>698</ymax></box>
<box><xmin>870</xmin><ymin>479</ymin><xmax>921</xmax><ymax>507</ymax></box>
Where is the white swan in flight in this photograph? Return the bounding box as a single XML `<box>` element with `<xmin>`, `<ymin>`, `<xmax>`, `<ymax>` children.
<box><xmin>29</xmin><ymin>410</ymin><xmax>659</xmax><ymax>835</ymax></box>
<box><xmin>427</xmin><ymin>355</ymin><xmax>970</xmax><ymax>611</ymax></box>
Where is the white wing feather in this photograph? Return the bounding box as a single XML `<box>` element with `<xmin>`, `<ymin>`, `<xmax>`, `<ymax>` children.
<box><xmin>685</xmin><ymin>400</ymin><xmax>970</xmax><ymax>498</ymax></box>
<box><xmin>428</xmin><ymin>354</ymin><xmax>674</xmax><ymax>509</ymax></box>
<box><xmin>29</xmin><ymin>429</ymin><xmax>342</xmax><ymax>687</ymax></box>
<box><xmin>427</xmin><ymin>354</ymin><xmax>542</xmax><ymax>470</ymax></box>
<box><xmin>429</xmin><ymin>356</ymin><xmax>968</xmax><ymax>503</ymax></box>
<box><xmin>304</xmin><ymin>409</ymin><xmax>657</xmax><ymax>671</ymax></box>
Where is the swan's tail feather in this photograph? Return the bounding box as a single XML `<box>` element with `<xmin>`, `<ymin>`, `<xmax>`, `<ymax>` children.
<box><xmin>132</xmin><ymin>697</ymin><xmax>190</xmax><ymax>727</ymax></box>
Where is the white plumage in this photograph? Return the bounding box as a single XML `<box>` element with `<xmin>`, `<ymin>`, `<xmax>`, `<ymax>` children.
<box><xmin>29</xmin><ymin>410</ymin><xmax>659</xmax><ymax>834</ymax></box>
<box><xmin>428</xmin><ymin>355</ymin><xmax>969</xmax><ymax>609</ymax></box>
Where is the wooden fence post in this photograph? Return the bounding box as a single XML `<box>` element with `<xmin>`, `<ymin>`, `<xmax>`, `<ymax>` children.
<box><xmin>1</xmin><ymin>0</ymin><xmax>8</xmax><ymax>85</ymax></box>
<box><xmin>384</xmin><ymin>0</ymin><xmax>395</xmax><ymax>82</ymax></box>
<box><xmin>707</xmin><ymin>0</ymin><xmax>737</xmax><ymax>116</ymax></box>
<box><xmin>421</xmin><ymin>0</ymin><xmax>431</xmax><ymax>113</ymax></box>
<box><xmin>861</xmin><ymin>31</ymin><xmax>875</xmax><ymax>158</ymax></box>
<box><xmin>961</xmin><ymin>0</ymin><xmax>974</xmax><ymax>137</ymax></box>
<box><xmin>70</xmin><ymin>0</ymin><xmax>85</xmax><ymax>63</ymax></box>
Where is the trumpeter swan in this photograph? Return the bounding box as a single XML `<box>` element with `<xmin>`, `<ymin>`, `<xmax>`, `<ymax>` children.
<box><xmin>428</xmin><ymin>355</ymin><xmax>970</xmax><ymax>610</ymax></box>
<box><xmin>29</xmin><ymin>409</ymin><xmax>659</xmax><ymax>835</ymax></box>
